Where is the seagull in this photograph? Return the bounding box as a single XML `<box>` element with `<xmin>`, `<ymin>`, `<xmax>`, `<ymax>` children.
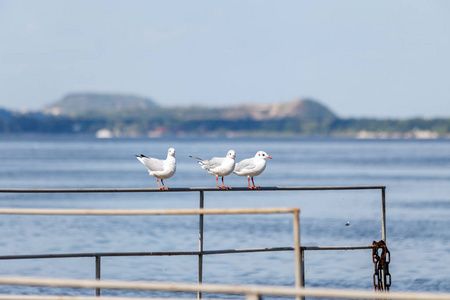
<box><xmin>136</xmin><ymin>148</ymin><xmax>176</xmax><ymax>190</ymax></box>
<box><xmin>233</xmin><ymin>151</ymin><xmax>272</xmax><ymax>189</ymax></box>
<box><xmin>190</xmin><ymin>150</ymin><xmax>236</xmax><ymax>189</ymax></box>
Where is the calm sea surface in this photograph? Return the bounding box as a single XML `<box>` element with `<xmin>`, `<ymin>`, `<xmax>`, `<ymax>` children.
<box><xmin>0</xmin><ymin>135</ymin><xmax>449</xmax><ymax>297</ymax></box>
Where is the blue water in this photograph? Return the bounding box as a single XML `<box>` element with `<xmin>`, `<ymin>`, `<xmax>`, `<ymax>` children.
<box><xmin>0</xmin><ymin>135</ymin><xmax>449</xmax><ymax>297</ymax></box>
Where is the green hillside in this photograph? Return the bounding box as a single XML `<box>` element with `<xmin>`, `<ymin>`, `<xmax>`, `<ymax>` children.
<box><xmin>0</xmin><ymin>93</ymin><xmax>449</xmax><ymax>138</ymax></box>
<box><xmin>44</xmin><ymin>93</ymin><xmax>159</xmax><ymax>116</ymax></box>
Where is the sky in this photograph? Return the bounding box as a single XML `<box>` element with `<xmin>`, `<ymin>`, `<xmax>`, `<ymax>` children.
<box><xmin>0</xmin><ymin>1</ymin><xmax>449</xmax><ymax>118</ymax></box>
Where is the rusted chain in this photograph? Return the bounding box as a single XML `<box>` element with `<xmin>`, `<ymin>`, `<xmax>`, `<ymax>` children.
<box><xmin>372</xmin><ymin>240</ymin><xmax>391</xmax><ymax>291</ymax></box>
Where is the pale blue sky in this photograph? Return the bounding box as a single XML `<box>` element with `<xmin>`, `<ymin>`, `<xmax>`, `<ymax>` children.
<box><xmin>1</xmin><ymin>1</ymin><xmax>449</xmax><ymax>118</ymax></box>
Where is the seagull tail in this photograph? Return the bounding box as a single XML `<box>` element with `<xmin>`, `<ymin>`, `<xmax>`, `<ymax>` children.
<box><xmin>189</xmin><ymin>155</ymin><xmax>203</xmax><ymax>161</ymax></box>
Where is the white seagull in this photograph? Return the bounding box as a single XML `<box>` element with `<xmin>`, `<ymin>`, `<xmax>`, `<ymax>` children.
<box><xmin>190</xmin><ymin>150</ymin><xmax>236</xmax><ymax>189</ymax></box>
<box><xmin>233</xmin><ymin>151</ymin><xmax>272</xmax><ymax>189</ymax></box>
<box><xmin>136</xmin><ymin>148</ymin><xmax>176</xmax><ymax>190</ymax></box>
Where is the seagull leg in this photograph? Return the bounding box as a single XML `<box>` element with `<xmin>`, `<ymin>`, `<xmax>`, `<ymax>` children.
<box><xmin>221</xmin><ymin>176</ymin><xmax>231</xmax><ymax>190</ymax></box>
<box><xmin>251</xmin><ymin>177</ymin><xmax>260</xmax><ymax>189</ymax></box>
<box><xmin>161</xmin><ymin>179</ymin><xmax>169</xmax><ymax>190</ymax></box>
<box><xmin>247</xmin><ymin>176</ymin><xmax>252</xmax><ymax>189</ymax></box>
<box><xmin>156</xmin><ymin>178</ymin><xmax>164</xmax><ymax>190</ymax></box>
<box><xmin>216</xmin><ymin>176</ymin><xmax>222</xmax><ymax>189</ymax></box>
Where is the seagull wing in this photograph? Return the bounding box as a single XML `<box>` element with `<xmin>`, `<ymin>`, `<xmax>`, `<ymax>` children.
<box><xmin>234</xmin><ymin>158</ymin><xmax>256</xmax><ymax>174</ymax></box>
<box><xmin>137</xmin><ymin>155</ymin><xmax>165</xmax><ymax>172</ymax></box>
<box><xmin>203</xmin><ymin>157</ymin><xmax>225</xmax><ymax>171</ymax></box>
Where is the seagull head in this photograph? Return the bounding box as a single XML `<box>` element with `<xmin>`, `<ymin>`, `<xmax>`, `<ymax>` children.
<box><xmin>227</xmin><ymin>150</ymin><xmax>236</xmax><ymax>159</ymax></box>
<box><xmin>168</xmin><ymin>148</ymin><xmax>175</xmax><ymax>157</ymax></box>
<box><xmin>256</xmin><ymin>151</ymin><xmax>272</xmax><ymax>159</ymax></box>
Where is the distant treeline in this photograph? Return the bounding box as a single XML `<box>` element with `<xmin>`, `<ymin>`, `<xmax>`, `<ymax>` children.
<box><xmin>1</xmin><ymin>109</ymin><xmax>449</xmax><ymax>137</ymax></box>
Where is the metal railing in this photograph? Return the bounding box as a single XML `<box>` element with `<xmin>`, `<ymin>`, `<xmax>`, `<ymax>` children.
<box><xmin>0</xmin><ymin>186</ymin><xmax>387</xmax><ymax>298</ymax></box>
<box><xmin>1</xmin><ymin>275</ymin><xmax>450</xmax><ymax>300</ymax></box>
<box><xmin>0</xmin><ymin>206</ymin><xmax>301</xmax><ymax>298</ymax></box>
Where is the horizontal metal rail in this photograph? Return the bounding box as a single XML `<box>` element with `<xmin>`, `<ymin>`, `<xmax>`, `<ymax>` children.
<box><xmin>1</xmin><ymin>276</ymin><xmax>450</xmax><ymax>300</ymax></box>
<box><xmin>0</xmin><ymin>185</ymin><xmax>386</xmax><ymax>193</ymax></box>
<box><xmin>0</xmin><ymin>245</ymin><xmax>375</xmax><ymax>261</ymax></box>
<box><xmin>0</xmin><ymin>248</ymin><xmax>292</xmax><ymax>260</ymax></box>
<box><xmin>0</xmin><ymin>296</ymin><xmax>181</xmax><ymax>300</ymax></box>
<box><xmin>0</xmin><ymin>207</ymin><xmax>298</xmax><ymax>215</ymax></box>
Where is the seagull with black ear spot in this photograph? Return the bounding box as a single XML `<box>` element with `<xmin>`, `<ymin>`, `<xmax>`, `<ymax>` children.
<box><xmin>136</xmin><ymin>148</ymin><xmax>176</xmax><ymax>190</ymax></box>
<box><xmin>190</xmin><ymin>150</ymin><xmax>236</xmax><ymax>189</ymax></box>
<box><xmin>233</xmin><ymin>151</ymin><xmax>272</xmax><ymax>189</ymax></box>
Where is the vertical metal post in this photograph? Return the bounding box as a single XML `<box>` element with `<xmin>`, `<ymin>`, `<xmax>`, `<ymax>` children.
<box><xmin>293</xmin><ymin>210</ymin><xmax>304</xmax><ymax>300</ymax></box>
<box><xmin>301</xmin><ymin>248</ymin><xmax>305</xmax><ymax>288</ymax></box>
<box><xmin>381</xmin><ymin>187</ymin><xmax>388</xmax><ymax>291</ymax></box>
<box><xmin>246</xmin><ymin>293</ymin><xmax>262</xmax><ymax>300</ymax></box>
<box><xmin>198</xmin><ymin>191</ymin><xmax>204</xmax><ymax>300</ymax></box>
<box><xmin>95</xmin><ymin>255</ymin><xmax>101</xmax><ymax>297</ymax></box>
<box><xmin>381</xmin><ymin>187</ymin><xmax>386</xmax><ymax>243</ymax></box>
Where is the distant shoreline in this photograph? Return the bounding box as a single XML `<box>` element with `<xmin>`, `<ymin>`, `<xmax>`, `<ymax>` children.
<box><xmin>0</xmin><ymin>132</ymin><xmax>448</xmax><ymax>141</ymax></box>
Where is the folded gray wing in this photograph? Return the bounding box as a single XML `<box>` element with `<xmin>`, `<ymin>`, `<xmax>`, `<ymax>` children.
<box><xmin>235</xmin><ymin>159</ymin><xmax>256</xmax><ymax>172</ymax></box>
<box><xmin>139</xmin><ymin>156</ymin><xmax>165</xmax><ymax>171</ymax></box>
<box><xmin>203</xmin><ymin>157</ymin><xmax>224</xmax><ymax>170</ymax></box>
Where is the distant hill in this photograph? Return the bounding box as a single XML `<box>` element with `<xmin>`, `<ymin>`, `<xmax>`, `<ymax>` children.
<box><xmin>220</xmin><ymin>99</ymin><xmax>337</xmax><ymax>121</ymax></box>
<box><xmin>1</xmin><ymin>93</ymin><xmax>449</xmax><ymax>137</ymax></box>
<box><xmin>44</xmin><ymin>93</ymin><xmax>159</xmax><ymax>116</ymax></box>
<box><xmin>0</xmin><ymin>108</ymin><xmax>14</xmax><ymax>120</ymax></box>
<box><xmin>42</xmin><ymin>93</ymin><xmax>337</xmax><ymax>122</ymax></box>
